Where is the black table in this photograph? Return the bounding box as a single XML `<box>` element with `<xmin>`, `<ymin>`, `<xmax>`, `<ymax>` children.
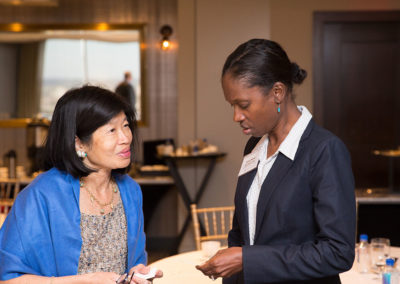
<box><xmin>135</xmin><ymin>176</ymin><xmax>174</xmax><ymax>230</ymax></box>
<box><xmin>162</xmin><ymin>152</ymin><xmax>226</xmax><ymax>248</ymax></box>
<box><xmin>135</xmin><ymin>176</ymin><xmax>178</xmax><ymax>254</ymax></box>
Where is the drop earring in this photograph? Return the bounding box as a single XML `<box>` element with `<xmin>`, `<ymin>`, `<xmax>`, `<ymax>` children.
<box><xmin>277</xmin><ymin>103</ymin><xmax>281</xmax><ymax>113</ymax></box>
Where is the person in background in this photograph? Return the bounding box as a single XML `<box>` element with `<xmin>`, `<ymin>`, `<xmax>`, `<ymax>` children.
<box><xmin>196</xmin><ymin>39</ymin><xmax>356</xmax><ymax>283</ymax></box>
<box><xmin>0</xmin><ymin>86</ymin><xmax>162</xmax><ymax>284</ymax></box>
<box><xmin>116</xmin><ymin>71</ymin><xmax>136</xmax><ymax>111</ymax></box>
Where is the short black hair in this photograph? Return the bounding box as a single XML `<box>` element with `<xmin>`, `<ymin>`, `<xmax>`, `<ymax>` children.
<box><xmin>222</xmin><ymin>39</ymin><xmax>307</xmax><ymax>95</ymax></box>
<box><xmin>43</xmin><ymin>85</ymin><xmax>137</xmax><ymax>178</ymax></box>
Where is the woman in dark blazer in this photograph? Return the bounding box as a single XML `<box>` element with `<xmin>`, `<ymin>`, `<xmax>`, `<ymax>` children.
<box><xmin>196</xmin><ymin>39</ymin><xmax>356</xmax><ymax>284</ymax></box>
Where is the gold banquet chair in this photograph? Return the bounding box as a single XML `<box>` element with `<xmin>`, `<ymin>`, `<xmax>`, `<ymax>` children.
<box><xmin>190</xmin><ymin>203</ymin><xmax>235</xmax><ymax>250</ymax></box>
<box><xmin>0</xmin><ymin>179</ymin><xmax>20</xmax><ymax>227</ymax></box>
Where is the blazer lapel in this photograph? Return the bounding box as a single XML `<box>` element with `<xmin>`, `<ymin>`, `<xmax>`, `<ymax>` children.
<box><xmin>236</xmin><ymin>166</ymin><xmax>258</xmax><ymax>245</ymax></box>
<box><xmin>253</xmin><ymin>153</ymin><xmax>293</xmax><ymax>243</ymax></box>
<box><xmin>252</xmin><ymin>120</ymin><xmax>315</xmax><ymax>243</ymax></box>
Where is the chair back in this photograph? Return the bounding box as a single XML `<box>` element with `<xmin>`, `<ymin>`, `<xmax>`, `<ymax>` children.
<box><xmin>191</xmin><ymin>203</ymin><xmax>235</xmax><ymax>250</ymax></box>
<box><xmin>0</xmin><ymin>179</ymin><xmax>20</xmax><ymax>227</ymax></box>
<box><xmin>0</xmin><ymin>179</ymin><xmax>20</xmax><ymax>200</ymax></box>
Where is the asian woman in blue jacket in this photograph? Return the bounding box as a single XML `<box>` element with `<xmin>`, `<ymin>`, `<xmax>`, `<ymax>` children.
<box><xmin>0</xmin><ymin>86</ymin><xmax>162</xmax><ymax>284</ymax></box>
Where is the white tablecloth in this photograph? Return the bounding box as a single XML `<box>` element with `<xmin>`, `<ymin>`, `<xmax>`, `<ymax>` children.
<box><xmin>150</xmin><ymin>250</ymin><xmax>222</xmax><ymax>284</ymax></box>
<box><xmin>150</xmin><ymin>247</ymin><xmax>400</xmax><ymax>284</ymax></box>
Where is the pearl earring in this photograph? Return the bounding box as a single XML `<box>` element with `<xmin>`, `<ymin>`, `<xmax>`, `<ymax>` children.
<box><xmin>77</xmin><ymin>150</ymin><xmax>87</xmax><ymax>158</ymax></box>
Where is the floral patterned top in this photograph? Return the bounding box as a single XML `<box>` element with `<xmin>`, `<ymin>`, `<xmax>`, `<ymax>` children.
<box><xmin>78</xmin><ymin>201</ymin><xmax>128</xmax><ymax>275</ymax></box>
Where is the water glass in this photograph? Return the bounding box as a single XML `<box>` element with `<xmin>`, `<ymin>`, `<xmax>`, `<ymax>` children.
<box><xmin>370</xmin><ymin>238</ymin><xmax>390</xmax><ymax>273</ymax></box>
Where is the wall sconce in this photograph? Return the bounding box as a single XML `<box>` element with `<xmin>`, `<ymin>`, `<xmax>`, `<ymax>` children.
<box><xmin>160</xmin><ymin>25</ymin><xmax>173</xmax><ymax>50</ymax></box>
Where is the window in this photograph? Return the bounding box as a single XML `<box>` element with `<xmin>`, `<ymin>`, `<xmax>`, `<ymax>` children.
<box><xmin>41</xmin><ymin>38</ymin><xmax>141</xmax><ymax>119</ymax></box>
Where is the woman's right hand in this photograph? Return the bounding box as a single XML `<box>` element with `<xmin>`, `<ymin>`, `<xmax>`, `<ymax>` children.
<box><xmin>83</xmin><ymin>271</ymin><xmax>122</xmax><ymax>283</ymax></box>
<box><xmin>126</xmin><ymin>264</ymin><xmax>163</xmax><ymax>284</ymax></box>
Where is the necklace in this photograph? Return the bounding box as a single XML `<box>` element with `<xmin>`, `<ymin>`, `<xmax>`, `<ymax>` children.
<box><xmin>80</xmin><ymin>178</ymin><xmax>118</xmax><ymax>215</ymax></box>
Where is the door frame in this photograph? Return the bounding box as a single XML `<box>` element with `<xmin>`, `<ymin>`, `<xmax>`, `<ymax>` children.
<box><xmin>313</xmin><ymin>11</ymin><xmax>400</xmax><ymax>125</ymax></box>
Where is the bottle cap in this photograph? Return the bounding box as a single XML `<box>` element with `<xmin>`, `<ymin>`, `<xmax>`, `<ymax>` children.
<box><xmin>386</xmin><ymin>258</ymin><xmax>395</xmax><ymax>266</ymax></box>
<box><xmin>360</xmin><ymin>234</ymin><xmax>368</xmax><ymax>241</ymax></box>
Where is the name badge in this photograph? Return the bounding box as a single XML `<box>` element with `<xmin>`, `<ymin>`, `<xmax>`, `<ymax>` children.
<box><xmin>238</xmin><ymin>152</ymin><xmax>258</xmax><ymax>176</ymax></box>
<box><xmin>238</xmin><ymin>136</ymin><xmax>266</xmax><ymax>176</ymax></box>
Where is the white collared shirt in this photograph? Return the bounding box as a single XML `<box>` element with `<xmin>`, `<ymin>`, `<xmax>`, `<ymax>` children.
<box><xmin>246</xmin><ymin>106</ymin><xmax>312</xmax><ymax>245</ymax></box>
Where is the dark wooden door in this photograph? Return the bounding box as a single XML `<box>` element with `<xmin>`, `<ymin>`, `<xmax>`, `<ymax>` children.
<box><xmin>314</xmin><ymin>11</ymin><xmax>400</xmax><ymax>190</ymax></box>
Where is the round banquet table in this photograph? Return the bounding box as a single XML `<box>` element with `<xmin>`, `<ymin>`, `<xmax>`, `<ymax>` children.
<box><xmin>150</xmin><ymin>247</ymin><xmax>400</xmax><ymax>284</ymax></box>
<box><xmin>340</xmin><ymin>246</ymin><xmax>400</xmax><ymax>284</ymax></box>
<box><xmin>150</xmin><ymin>250</ymin><xmax>222</xmax><ymax>284</ymax></box>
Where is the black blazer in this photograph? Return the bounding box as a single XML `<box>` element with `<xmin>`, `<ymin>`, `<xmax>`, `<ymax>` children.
<box><xmin>223</xmin><ymin>120</ymin><xmax>356</xmax><ymax>284</ymax></box>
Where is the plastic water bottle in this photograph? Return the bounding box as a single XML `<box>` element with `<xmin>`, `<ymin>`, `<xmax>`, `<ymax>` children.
<box><xmin>357</xmin><ymin>234</ymin><xmax>370</xmax><ymax>273</ymax></box>
<box><xmin>382</xmin><ymin>258</ymin><xmax>399</xmax><ymax>284</ymax></box>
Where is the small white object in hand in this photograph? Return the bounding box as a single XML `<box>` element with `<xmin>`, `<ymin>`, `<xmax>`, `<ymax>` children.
<box><xmin>135</xmin><ymin>267</ymin><xmax>158</xmax><ymax>280</ymax></box>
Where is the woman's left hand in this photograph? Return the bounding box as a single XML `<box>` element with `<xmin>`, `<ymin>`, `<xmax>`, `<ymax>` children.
<box><xmin>124</xmin><ymin>263</ymin><xmax>163</xmax><ymax>283</ymax></box>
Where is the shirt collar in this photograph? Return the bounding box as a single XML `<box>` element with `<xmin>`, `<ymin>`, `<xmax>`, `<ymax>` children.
<box><xmin>251</xmin><ymin>106</ymin><xmax>312</xmax><ymax>162</ymax></box>
<box><xmin>278</xmin><ymin>105</ymin><xmax>312</xmax><ymax>160</ymax></box>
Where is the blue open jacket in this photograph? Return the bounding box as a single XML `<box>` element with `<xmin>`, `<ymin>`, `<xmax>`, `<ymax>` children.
<box><xmin>0</xmin><ymin>167</ymin><xmax>147</xmax><ymax>280</ymax></box>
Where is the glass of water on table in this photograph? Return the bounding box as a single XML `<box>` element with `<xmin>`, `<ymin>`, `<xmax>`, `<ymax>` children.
<box><xmin>370</xmin><ymin>238</ymin><xmax>391</xmax><ymax>273</ymax></box>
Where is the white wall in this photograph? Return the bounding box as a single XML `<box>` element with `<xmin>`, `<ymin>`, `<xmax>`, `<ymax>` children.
<box><xmin>177</xmin><ymin>0</ymin><xmax>271</xmax><ymax>252</ymax></box>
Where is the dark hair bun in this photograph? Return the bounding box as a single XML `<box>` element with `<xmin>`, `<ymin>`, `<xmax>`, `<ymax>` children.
<box><xmin>291</xmin><ymin>62</ymin><xmax>307</xmax><ymax>84</ymax></box>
